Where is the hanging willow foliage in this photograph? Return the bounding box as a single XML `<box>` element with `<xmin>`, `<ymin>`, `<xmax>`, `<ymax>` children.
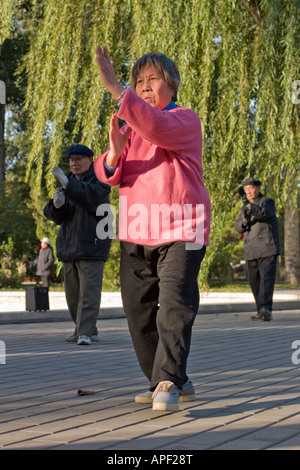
<box><xmin>1</xmin><ymin>0</ymin><xmax>299</xmax><ymax>285</ymax></box>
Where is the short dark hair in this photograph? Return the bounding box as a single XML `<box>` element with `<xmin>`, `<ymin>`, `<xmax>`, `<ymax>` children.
<box><xmin>131</xmin><ymin>53</ymin><xmax>180</xmax><ymax>102</ymax></box>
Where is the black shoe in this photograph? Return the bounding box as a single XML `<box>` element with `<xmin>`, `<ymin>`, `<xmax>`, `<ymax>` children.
<box><xmin>260</xmin><ymin>307</ymin><xmax>273</xmax><ymax>321</ymax></box>
<box><xmin>251</xmin><ymin>313</ymin><xmax>263</xmax><ymax>321</ymax></box>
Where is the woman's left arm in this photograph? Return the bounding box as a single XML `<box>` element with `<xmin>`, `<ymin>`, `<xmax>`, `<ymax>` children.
<box><xmin>117</xmin><ymin>88</ymin><xmax>200</xmax><ymax>153</ymax></box>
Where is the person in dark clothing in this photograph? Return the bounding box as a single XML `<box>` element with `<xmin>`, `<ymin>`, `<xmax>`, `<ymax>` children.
<box><xmin>36</xmin><ymin>237</ymin><xmax>54</xmax><ymax>288</ymax></box>
<box><xmin>44</xmin><ymin>144</ymin><xmax>112</xmax><ymax>345</ymax></box>
<box><xmin>235</xmin><ymin>177</ymin><xmax>280</xmax><ymax>321</ymax></box>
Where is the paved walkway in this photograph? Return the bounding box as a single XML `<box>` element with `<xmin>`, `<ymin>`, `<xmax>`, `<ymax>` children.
<box><xmin>0</xmin><ymin>288</ymin><xmax>299</xmax><ymax>324</ymax></box>
<box><xmin>1</xmin><ymin>305</ymin><xmax>300</xmax><ymax>451</ymax></box>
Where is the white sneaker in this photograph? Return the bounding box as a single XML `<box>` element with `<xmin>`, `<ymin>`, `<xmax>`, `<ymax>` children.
<box><xmin>152</xmin><ymin>381</ymin><xmax>180</xmax><ymax>412</ymax></box>
<box><xmin>77</xmin><ymin>335</ymin><xmax>91</xmax><ymax>345</ymax></box>
<box><xmin>66</xmin><ymin>334</ymin><xmax>99</xmax><ymax>343</ymax></box>
<box><xmin>135</xmin><ymin>380</ymin><xmax>195</xmax><ymax>404</ymax></box>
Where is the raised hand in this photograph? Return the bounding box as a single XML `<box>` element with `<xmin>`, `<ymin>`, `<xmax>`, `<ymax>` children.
<box><xmin>95</xmin><ymin>45</ymin><xmax>124</xmax><ymax>100</ymax></box>
<box><xmin>53</xmin><ymin>188</ymin><xmax>65</xmax><ymax>208</ymax></box>
<box><xmin>51</xmin><ymin>166</ymin><xmax>69</xmax><ymax>188</ymax></box>
<box><xmin>106</xmin><ymin>114</ymin><xmax>131</xmax><ymax>168</ymax></box>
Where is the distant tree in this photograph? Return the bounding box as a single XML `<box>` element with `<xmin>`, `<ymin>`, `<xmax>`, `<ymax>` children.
<box><xmin>284</xmin><ymin>186</ymin><xmax>300</xmax><ymax>284</ymax></box>
<box><xmin>0</xmin><ymin>1</ymin><xmax>40</xmax><ymax>278</ymax></box>
<box><xmin>1</xmin><ymin>0</ymin><xmax>299</xmax><ymax>286</ymax></box>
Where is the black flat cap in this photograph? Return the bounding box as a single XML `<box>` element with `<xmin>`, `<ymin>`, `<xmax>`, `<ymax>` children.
<box><xmin>242</xmin><ymin>177</ymin><xmax>262</xmax><ymax>186</ymax></box>
<box><xmin>68</xmin><ymin>144</ymin><xmax>94</xmax><ymax>158</ymax></box>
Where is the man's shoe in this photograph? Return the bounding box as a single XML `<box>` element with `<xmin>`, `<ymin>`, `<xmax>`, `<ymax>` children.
<box><xmin>179</xmin><ymin>380</ymin><xmax>196</xmax><ymax>402</ymax></box>
<box><xmin>66</xmin><ymin>334</ymin><xmax>99</xmax><ymax>343</ymax></box>
<box><xmin>135</xmin><ymin>390</ymin><xmax>155</xmax><ymax>404</ymax></box>
<box><xmin>250</xmin><ymin>313</ymin><xmax>263</xmax><ymax>321</ymax></box>
<box><xmin>135</xmin><ymin>380</ymin><xmax>195</xmax><ymax>404</ymax></box>
<box><xmin>65</xmin><ymin>334</ymin><xmax>78</xmax><ymax>342</ymax></box>
<box><xmin>260</xmin><ymin>307</ymin><xmax>273</xmax><ymax>321</ymax></box>
<box><xmin>152</xmin><ymin>381</ymin><xmax>180</xmax><ymax>412</ymax></box>
<box><xmin>77</xmin><ymin>335</ymin><xmax>91</xmax><ymax>345</ymax></box>
<box><xmin>91</xmin><ymin>334</ymin><xmax>100</xmax><ymax>342</ymax></box>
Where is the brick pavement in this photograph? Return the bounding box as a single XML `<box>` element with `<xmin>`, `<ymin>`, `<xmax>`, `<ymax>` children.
<box><xmin>0</xmin><ymin>310</ymin><xmax>300</xmax><ymax>451</ymax></box>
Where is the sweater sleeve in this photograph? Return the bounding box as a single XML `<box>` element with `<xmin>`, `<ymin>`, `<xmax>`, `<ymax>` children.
<box><xmin>117</xmin><ymin>89</ymin><xmax>201</xmax><ymax>153</ymax></box>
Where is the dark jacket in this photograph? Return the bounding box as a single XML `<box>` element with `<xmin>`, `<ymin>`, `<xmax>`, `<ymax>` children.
<box><xmin>36</xmin><ymin>246</ymin><xmax>54</xmax><ymax>276</ymax></box>
<box><xmin>235</xmin><ymin>195</ymin><xmax>280</xmax><ymax>260</ymax></box>
<box><xmin>44</xmin><ymin>163</ymin><xmax>112</xmax><ymax>262</ymax></box>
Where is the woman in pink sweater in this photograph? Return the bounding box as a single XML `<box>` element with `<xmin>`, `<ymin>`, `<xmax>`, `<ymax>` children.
<box><xmin>95</xmin><ymin>46</ymin><xmax>211</xmax><ymax>412</ymax></box>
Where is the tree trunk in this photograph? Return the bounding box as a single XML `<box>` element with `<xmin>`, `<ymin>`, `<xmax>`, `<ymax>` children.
<box><xmin>284</xmin><ymin>193</ymin><xmax>300</xmax><ymax>285</ymax></box>
<box><xmin>0</xmin><ymin>103</ymin><xmax>5</xmax><ymax>193</ymax></box>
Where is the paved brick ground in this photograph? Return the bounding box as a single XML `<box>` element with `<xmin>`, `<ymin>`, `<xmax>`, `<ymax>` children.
<box><xmin>1</xmin><ymin>310</ymin><xmax>300</xmax><ymax>451</ymax></box>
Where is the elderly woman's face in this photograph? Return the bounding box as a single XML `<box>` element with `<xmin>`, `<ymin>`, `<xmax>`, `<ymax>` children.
<box><xmin>135</xmin><ymin>65</ymin><xmax>174</xmax><ymax>110</ymax></box>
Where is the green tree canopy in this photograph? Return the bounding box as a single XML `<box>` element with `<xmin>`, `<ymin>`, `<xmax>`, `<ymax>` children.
<box><xmin>1</xmin><ymin>0</ymin><xmax>299</xmax><ymax>286</ymax></box>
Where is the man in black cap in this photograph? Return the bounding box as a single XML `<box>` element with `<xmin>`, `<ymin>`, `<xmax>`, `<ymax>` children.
<box><xmin>44</xmin><ymin>144</ymin><xmax>112</xmax><ymax>344</ymax></box>
<box><xmin>235</xmin><ymin>177</ymin><xmax>280</xmax><ymax>321</ymax></box>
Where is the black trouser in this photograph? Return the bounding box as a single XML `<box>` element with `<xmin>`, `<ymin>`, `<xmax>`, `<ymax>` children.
<box><xmin>246</xmin><ymin>255</ymin><xmax>278</xmax><ymax>313</ymax></box>
<box><xmin>120</xmin><ymin>241</ymin><xmax>206</xmax><ymax>391</ymax></box>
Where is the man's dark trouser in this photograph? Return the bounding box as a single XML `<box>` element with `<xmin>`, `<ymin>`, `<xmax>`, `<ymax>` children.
<box><xmin>63</xmin><ymin>260</ymin><xmax>104</xmax><ymax>337</ymax></box>
<box><xmin>246</xmin><ymin>255</ymin><xmax>278</xmax><ymax>313</ymax></box>
<box><xmin>120</xmin><ymin>241</ymin><xmax>206</xmax><ymax>391</ymax></box>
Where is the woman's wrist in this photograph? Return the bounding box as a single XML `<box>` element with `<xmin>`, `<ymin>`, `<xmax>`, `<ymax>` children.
<box><xmin>110</xmin><ymin>84</ymin><xmax>125</xmax><ymax>101</ymax></box>
<box><xmin>106</xmin><ymin>150</ymin><xmax>120</xmax><ymax>168</ymax></box>
<box><xmin>116</xmin><ymin>87</ymin><xmax>127</xmax><ymax>105</ymax></box>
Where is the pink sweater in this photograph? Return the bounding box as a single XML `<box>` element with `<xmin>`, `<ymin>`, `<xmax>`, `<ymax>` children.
<box><xmin>94</xmin><ymin>88</ymin><xmax>211</xmax><ymax>246</ymax></box>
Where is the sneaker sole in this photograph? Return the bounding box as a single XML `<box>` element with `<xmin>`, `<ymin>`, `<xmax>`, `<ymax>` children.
<box><xmin>135</xmin><ymin>393</ymin><xmax>195</xmax><ymax>404</ymax></box>
<box><xmin>261</xmin><ymin>309</ymin><xmax>272</xmax><ymax>321</ymax></box>
<box><xmin>153</xmin><ymin>402</ymin><xmax>179</xmax><ymax>412</ymax></box>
